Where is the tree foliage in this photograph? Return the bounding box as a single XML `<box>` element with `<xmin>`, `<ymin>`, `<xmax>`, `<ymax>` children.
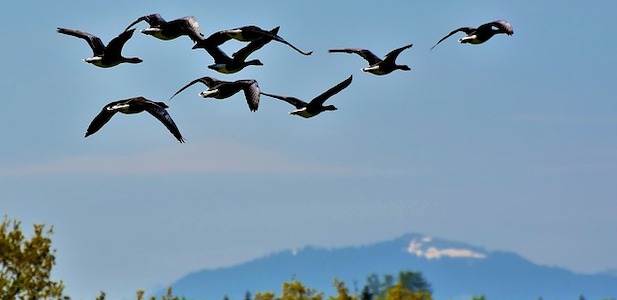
<box><xmin>0</xmin><ymin>216</ymin><xmax>66</xmax><ymax>300</ymax></box>
<box><xmin>362</xmin><ymin>271</ymin><xmax>431</xmax><ymax>300</ymax></box>
<box><xmin>251</xmin><ymin>275</ymin><xmax>431</xmax><ymax>300</ymax></box>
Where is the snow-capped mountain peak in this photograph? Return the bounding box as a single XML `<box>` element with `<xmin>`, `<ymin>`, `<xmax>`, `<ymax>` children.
<box><xmin>406</xmin><ymin>236</ymin><xmax>487</xmax><ymax>260</ymax></box>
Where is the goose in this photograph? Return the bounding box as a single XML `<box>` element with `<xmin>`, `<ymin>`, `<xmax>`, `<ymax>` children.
<box><xmin>194</xmin><ymin>25</ymin><xmax>311</xmax><ymax>56</ymax></box>
<box><xmin>430</xmin><ymin>20</ymin><xmax>513</xmax><ymax>50</ymax></box>
<box><xmin>193</xmin><ymin>27</ymin><xmax>280</xmax><ymax>74</ymax></box>
<box><xmin>57</xmin><ymin>27</ymin><xmax>142</xmax><ymax>68</ymax></box>
<box><xmin>329</xmin><ymin>44</ymin><xmax>412</xmax><ymax>75</ymax></box>
<box><xmin>192</xmin><ymin>27</ymin><xmax>280</xmax><ymax>74</ymax></box>
<box><xmin>85</xmin><ymin>97</ymin><xmax>184</xmax><ymax>143</ymax></box>
<box><xmin>170</xmin><ymin>77</ymin><xmax>260</xmax><ymax>112</ymax></box>
<box><xmin>124</xmin><ymin>13</ymin><xmax>204</xmax><ymax>43</ymax></box>
<box><xmin>260</xmin><ymin>75</ymin><xmax>353</xmax><ymax>118</ymax></box>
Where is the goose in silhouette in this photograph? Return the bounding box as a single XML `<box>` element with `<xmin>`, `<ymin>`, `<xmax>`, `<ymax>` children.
<box><xmin>260</xmin><ymin>75</ymin><xmax>353</xmax><ymax>118</ymax></box>
<box><xmin>193</xmin><ymin>27</ymin><xmax>281</xmax><ymax>74</ymax></box>
<box><xmin>329</xmin><ymin>44</ymin><xmax>412</xmax><ymax>75</ymax></box>
<box><xmin>170</xmin><ymin>77</ymin><xmax>260</xmax><ymax>112</ymax></box>
<box><xmin>194</xmin><ymin>25</ymin><xmax>311</xmax><ymax>56</ymax></box>
<box><xmin>430</xmin><ymin>20</ymin><xmax>513</xmax><ymax>50</ymax></box>
<box><xmin>124</xmin><ymin>13</ymin><xmax>203</xmax><ymax>43</ymax></box>
<box><xmin>85</xmin><ymin>97</ymin><xmax>184</xmax><ymax>143</ymax></box>
<box><xmin>57</xmin><ymin>27</ymin><xmax>142</xmax><ymax>68</ymax></box>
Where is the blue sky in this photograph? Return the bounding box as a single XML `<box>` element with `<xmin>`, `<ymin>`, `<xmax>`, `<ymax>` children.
<box><xmin>2</xmin><ymin>0</ymin><xmax>616</xmax><ymax>299</ymax></box>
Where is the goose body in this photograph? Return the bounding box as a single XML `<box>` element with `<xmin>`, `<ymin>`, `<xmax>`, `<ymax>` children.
<box><xmin>57</xmin><ymin>27</ymin><xmax>142</xmax><ymax>68</ymax></box>
<box><xmin>124</xmin><ymin>13</ymin><xmax>204</xmax><ymax>43</ymax></box>
<box><xmin>430</xmin><ymin>20</ymin><xmax>513</xmax><ymax>50</ymax></box>
<box><xmin>260</xmin><ymin>75</ymin><xmax>353</xmax><ymax>118</ymax></box>
<box><xmin>329</xmin><ymin>44</ymin><xmax>412</xmax><ymax>75</ymax></box>
<box><xmin>85</xmin><ymin>97</ymin><xmax>184</xmax><ymax>143</ymax></box>
<box><xmin>170</xmin><ymin>77</ymin><xmax>261</xmax><ymax>112</ymax></box>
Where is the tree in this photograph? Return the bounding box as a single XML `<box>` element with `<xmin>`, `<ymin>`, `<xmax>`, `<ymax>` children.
<box><xmin>331</xmin><ymin>279</ymin><xmax>353</xmax><ymax>300</ymax></box>
<box><xmin>397</xmin><ymin>271</ymin><xmax>431</xmax><ymax>294</ymax></box>
<box><xmin>281</xmin><ymin>280</ymin><xmax>323</xmax><ymax>300</ymax></box>
<box><xmin>0</xmin><ymin>216</ymin><xmax>66</xmax><ymax>299</ymax></box>
<box><xmin>362</xmin><ymin>271</ymin><xmax>431</xmax><ymax>300</ymax></box>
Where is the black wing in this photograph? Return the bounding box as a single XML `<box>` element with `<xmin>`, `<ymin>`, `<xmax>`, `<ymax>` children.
<box><xmin>193</xmin><ymin>30</ymin><xmax>233</xmax><ymax>49</ymax></box>
<box><xmin>57</xmin><ymin>27</ymin><xmax>106</xmax><ymax>56</ymax></box>
<box><xmin>143</xmin><ymin>102</ymin><xmax>185</xmax><ymax>143</ymax></box>
<box><xmin>241</xmin><ymin>26</ymin><xmax>312</xmax><ymax>56</ymax></box>
<box><xmin>124</xmin><ymin>14</ymin><xmax>166</xmax><ymax>31</ymax></box>
<box><xmin>240</xmin><ymin>80</ymin><xmax>261</xmax><ymax>112</ymax></box>
<box><xmin>169</xmin><ymin>77</ymin><xmax>218</xmax><ymax>100</ymax></box>
<box><xmin>85</xmin><ymin>100</ymin><xmax>126</xmax><ymax>137</ymax></box>
<box><xmin>175</xmin><ymin>16</ymin><xmax>204</xmax><ymax>41</ymax></box>
<box><xmin>383</xmin><ymin>44</ymin><xmax>413</xmax><ymax>64</ymax></box>
<box><xmin>310</xmin><ymin>75</ymin><xmax>353</xmax><ymax>106</ymax></box>
<box><xmin>260</xmin><ymin>92</ymin><xmax>308</xmax><ymax>109</ymax></box>
<box><xmin>430</xmin><ymin>27</ymin><xmax>475</xmax><ymax>50</ymax></box>
<box><xmin>232</xmin><ymin>26</ymin><xmax>280</xmax><ymax>60</ymax></box>
<box><xmin>105</xmin><ymin>29</ymin><xmax>136</xmax><ymax>58</ymax></box>
<box><xmin>328</xmin><ymin>48</ymin><xmax>382</xmax><ymax>65</ymax></box>
<box><xmin>479</xmin><ymin>20</ymin><xmax>514</xmax><ymax>35</ymax></box>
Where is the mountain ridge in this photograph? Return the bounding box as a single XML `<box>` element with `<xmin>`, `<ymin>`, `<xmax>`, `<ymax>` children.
<box><xmin>163</xmin><ymin>233</ymin><xmax>617</xmax><ymax>300</ymax></box>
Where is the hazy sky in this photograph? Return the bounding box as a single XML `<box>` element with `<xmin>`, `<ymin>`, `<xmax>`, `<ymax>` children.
<box><xmin>2</xmin><ymin>1</ymin><xmax>616</xmax><ymax>299</ymax></box>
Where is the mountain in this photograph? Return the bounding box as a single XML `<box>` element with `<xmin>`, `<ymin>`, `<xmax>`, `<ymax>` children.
<box><xmin>163</xmin><ymin>234</ymin><xmax>617</xmax><ymax>300</ymax></box>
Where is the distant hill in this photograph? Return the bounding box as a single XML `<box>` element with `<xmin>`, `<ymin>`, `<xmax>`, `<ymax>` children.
<box><xmin>163</xmin><ymin>233</ymin><xmax>617</xmax><ymax>300</ymax></box>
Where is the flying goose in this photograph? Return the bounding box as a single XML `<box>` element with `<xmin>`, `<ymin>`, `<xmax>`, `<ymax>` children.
<box><xmin>193</xmin><ymin>27</ymin><xmax>281</xmax><ymax>74</ymax></box>
<box><xmin>170</xmin><ymin>77</ymin><xmax>261</xmax><ymax>112</ymax></box>
<box><xmin>57</xmin><ymin>27</ymin><xmax>143</xmax><ymax>68</ymax></box>
<box><xmin>329</xmin><ymin>44</ymin><xmax>412</xmax><ymax>75</ymax></box>
<box><xmin>124</xmin><ymin>13</ymin><xmax>204</xmax><ymax>43</ymax></box>
<box><xmin>85</xmin><ymin>96</ymin><xmax>184</xmax><ymax>143</ymax></box>
<box><xmin>430</xmin><ymin>20</ymin><xmax>513</xmax><ymax>50</ymax></box>
<box><xmin>260</xmin><ymin>75</ymin><xmax>353</xmax><ymax>118</ymax></box>
<box><xmin>194</xmin><ymin>25</ymin><xmax>312</xmax><ymax>56</ymax></box>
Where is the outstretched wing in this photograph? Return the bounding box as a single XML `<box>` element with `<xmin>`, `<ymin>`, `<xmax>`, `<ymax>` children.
<box><xmin>247</xmin><ymin>26</ymin><xmax>312</xmax><ymax>56</ymax></box>
<box><xmin>177</xmin><ymin>16</ymin><xmax>204</xmax><ymax>41</ymax></box>
<box><xmin>124</xmin><ymin>14</ymin><xmax>166</xmax><ymax>31</ymax></box>
<box><xmin>328</xmin><ymin>48</ymin><xmax>382</xmax><ymax>65</ymax></box>
<box><xmin>232</xmin><ymin>26</ymin><xmax>280</xmax><ymax>60</ymax></box>
<box><xmin>310</xmin><ymin>75</ymin><xmax>353</xmax><ymax>106</ymax></box>
<box><xmin>169</xmin><ymin>77</ymin><xmax>218</xmax><ymax>100</ymax></box>
<box><xmin>143</xmin><ymin>102</ymin><xmax>185</xmax><ymax>143</ymax></box>
<box><xmin>105</xmin><ymin>29</ymin><xmax>136</xmax><ymax>58</ymax></box>
<box><xmin>85</xmin><ymin>100</ymin><xmax>125</xmax><ymax>137</ymax></box>
<box><xmin>479</xmin><ymin>20</ymin><xmax>514</xmax><ymax>35</ymax></box>
<box><xmin>430</xmin><ymin>27</ymin><xmax>475</xmax><ymax>50</ymax></box>
<box><xmin>193</xmin><ymin>30</ymin><xmax>233</xmax><ymax>49</ymax></box>
<box><xmin>241</xmin><ymin>80</ymin><xmax>261</xmax><ymax>112</ymax></box>
<box><xmin>383</xmin><ymin>44</ymin><xmax>413</xmax><ymax>64</ymax></box>
<box><xmin>57</xmin><ymin>27</ymin><xmax>106</xmax><ymax>56</ymax></box>
<box><xmin>260</xmin><ymin>92</ymin><xmax>308</xmax><ymax>109</ymax></box>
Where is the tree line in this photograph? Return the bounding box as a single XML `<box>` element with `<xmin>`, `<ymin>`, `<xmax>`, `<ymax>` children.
<box><xmin>2</xmin><ymin>216</ymin><xmax>614</xmax><ymax>300</ymax></box>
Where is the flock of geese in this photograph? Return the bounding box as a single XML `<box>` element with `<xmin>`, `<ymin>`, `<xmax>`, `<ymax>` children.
<box><xmin>57</xmin><ymin>13</ymin><xmax>514</xmax><ymax>143</ymax></box>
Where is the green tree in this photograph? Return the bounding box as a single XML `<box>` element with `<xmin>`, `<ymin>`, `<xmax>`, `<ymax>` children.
<box><xmin>255</xmin><ymin>291</ymin><xmax>276</xmax><ymax>300</ymax></box>
<box><xmin>281</xmin><ymin>280</ymin><xmax>323</xmax><ymax>300</ymax></box>
<box><xmin>0</xmin><ymin>216</ymin><xmax>66</xmax><ymax>300</ymax></box>
<box><xmin>397</xmin><ymin>271</ymin><xmax>431</xmax><ymax>294</ymax></box>
<box><xmin>362</xmin><ymin>271</ymin><xmax>431</xmax><ymax>300</ymax></box>
<box><xmin>331</xmin><ymin>279</ymin><xmax>354</xmax><ymax>300</ymax></box>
